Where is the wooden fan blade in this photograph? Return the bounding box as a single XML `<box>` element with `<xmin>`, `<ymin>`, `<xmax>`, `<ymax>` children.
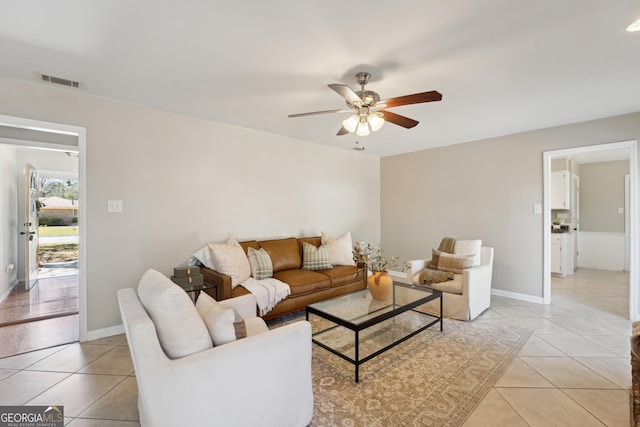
<box><xmin>380</xmin><ymin>110</ymin><xmax>419</xmax><ymax>129</ymax></box>
<box><xmin>288</xmin><ymin>109</ymin><xmax>348</xmax><ymax>118</ymax></box>
<box><xmin>337</xmin><ymin>126</ymin><xmax>350</xmax><ymax>136</ymax></box>
<box><xmin>380</xmin><ymin>91</ymin><xmax>442</xmax><ymax>109</ymax></box>
<box><xmin>328</xmin><ymin>84</ymin><xmax>363</xmax><ymax>106</ymax></box>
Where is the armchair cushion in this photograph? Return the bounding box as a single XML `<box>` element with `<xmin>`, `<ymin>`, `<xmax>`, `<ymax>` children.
<box><xmin>454</xmin><ymin>239</ymin><xmax>482</xmax><ymax>266</ymax></box>
<box><xmin>429</xmin><ymin>249</ymin><xmax>475</xmax><ymax>274</ymax></box>
<box><xmin>137</xmin><ymin>269</ymin><xmax>212</xmax><ymax>359</ymax></box>
<box><xmin>430</xmin><ymin>275</ymin><xmax>464</xmax><ymax>294</ymax></box>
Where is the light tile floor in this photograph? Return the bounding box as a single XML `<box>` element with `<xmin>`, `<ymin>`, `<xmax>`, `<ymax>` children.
<box><xmin>464</xmin><ymin>268</ymin><xmax>631</xmax><ymax>427</ymax></box>
<box><xmin>0</xmin><ymin>268</ymin><xmax>631</xmax><ymax>426</ymax></box>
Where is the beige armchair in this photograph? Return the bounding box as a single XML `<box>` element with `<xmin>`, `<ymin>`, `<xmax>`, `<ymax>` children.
<box><xmin>118</xmin><ymin>286</ymin><xmax>313</xmax><ymax>427</ymax></box>
<box><xmin>408</xmin><ymin>247</ymin><xmax>494</xmax><ymax>321</ymax></box>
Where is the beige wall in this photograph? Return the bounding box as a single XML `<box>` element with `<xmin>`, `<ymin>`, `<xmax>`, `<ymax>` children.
<box><xmin>381</xmin><ymin>112</ymin><xmax>640</xmax><ymax>299</ymax></box>
<box><xmin>0</xmin><ymin>76</ymin><xmax>381</xmax><ymax>333</ymax></box>
<box><xmin>0</xmin><ymin>144</ymin><xmax>18</xmax><ymax>298</ymax></box>
<box><xmin>579</xmin><ymin>160</ymin><xmax>629</xmax><ymax>233</ymax></box>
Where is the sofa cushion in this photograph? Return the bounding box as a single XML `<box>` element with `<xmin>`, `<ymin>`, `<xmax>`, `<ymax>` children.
<box><xmin>302</xmin><ymin>242</ymin><xmax>333</xmax><ymax>271</ymax></box>
<box><xmin>208</xmin><ymin>236</ymin><xmax>251</xmax><ymax>288</ymax></box>
<box><xmin>137</xmin><ymin>269</ymin><xmax>213</xmax><ymax>359</ymax></box>
<box><xmin>239</xmin><ymin>240</ymin><xmax>260</xmax><ymax>254</ymax></box>
<box><xmin>273</xmin><ymin>269</ymin><xmax>331</xmax><ymax>296</ymax></box>
<box><xmin>259</xmin><ymin>238</ymin><xmax>302</xmax><ymax>272</ymax></box>
<box><xmin>247</xmin><ymin>247</ymin><xmax>273</xmax><ymax>280</ymax></box>
<box><xmin>196</xmin><ymin>292</ymin><xmax>247</xmax><ymax>346</ymax></box>
<box><xmin>454</xmin><ymin>239</ymin><xmax>482</xmax><ymax>266</ymax></box>
<box><xmin>321</xmin><ymin>231</ymin><xmax>356</xmax><ymax>266</ymax></box>
<box><xmin>429</xmin><ymin>249</ymin><xmax>475</xmax><ymax>274</ymax></box>
<box><xmin>318</xmin><ymin>265</ymin><xmax>362</xmax><ymax>286</ymax></box>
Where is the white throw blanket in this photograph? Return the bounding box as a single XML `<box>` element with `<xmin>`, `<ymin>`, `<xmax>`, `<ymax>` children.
<box><xmin>240</xmin><ymin>277</ymin><xmax>291</xmax><ymax>316</ymax></box>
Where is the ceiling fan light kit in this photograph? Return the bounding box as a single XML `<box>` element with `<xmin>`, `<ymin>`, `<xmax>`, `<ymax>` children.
<box><xmin>289</xmin><ymin>72</ymin><xmax>442</xmax><ymax>141</ymax></box>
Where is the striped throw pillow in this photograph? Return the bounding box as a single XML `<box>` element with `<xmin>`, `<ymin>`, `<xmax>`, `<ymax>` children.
<box><xmin>429</xmin><ymin>249</ymin><xmax>475</xmax><ymax>274</ymax></box>
<box><xmin>247</xmin><ymin>247</ymin><xmax>273</xmax><ymax>280</ymax></box>
<box><xmin>302</xmin><ymin>242</ymin><xmax>333</xmax><ymax>271</ymax></box>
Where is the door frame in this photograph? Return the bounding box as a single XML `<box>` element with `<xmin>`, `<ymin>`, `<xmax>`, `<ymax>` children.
<box><xmin>543</xmin><ymin>140</ymin><xmax>638</xmax><ymax>321</ymax></box>
<box><xmin>0</xmin><ymin>114</ymin><xmax>87</xmax><ymax>341</ymax></box>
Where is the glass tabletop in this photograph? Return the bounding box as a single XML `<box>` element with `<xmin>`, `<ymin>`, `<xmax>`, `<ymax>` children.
<box><xmin>306</xmin><ymin>281</ymin><xmax>437</xmax><ymax>328</ymax></box>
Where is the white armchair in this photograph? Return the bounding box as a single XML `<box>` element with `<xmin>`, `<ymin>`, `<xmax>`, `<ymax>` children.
<box><xmin>408</xmin><ymin>247</ymin><xmax>494</xmax><ymax>321</ymax></box>
<box><xmin>118</xmin><ymin>288</ymin><xmax>313</xmax><ymax>427</ymax></box>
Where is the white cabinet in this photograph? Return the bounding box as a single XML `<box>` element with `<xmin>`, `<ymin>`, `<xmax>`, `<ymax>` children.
<box><xmin>551</xmin><ymin>170</ymin><xmax>570</xmax><ymax>209</ymax></box>
<box><xmin>551</xmin><ymin>233</ymin><xmax>568</xmax><ymax>276</ymax></box>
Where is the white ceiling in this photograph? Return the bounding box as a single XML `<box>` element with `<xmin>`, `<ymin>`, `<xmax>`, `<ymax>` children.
<box><xmin>1</xmin><ymin>1</ymin><xmax>639</xmax><ymax>157</ymax></box>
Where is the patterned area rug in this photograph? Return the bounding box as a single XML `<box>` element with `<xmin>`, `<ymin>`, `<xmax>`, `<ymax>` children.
<box><xmin>270</xmin><ymin>312</ymin><xmax>533</xmax><ymax>426</ymax></box>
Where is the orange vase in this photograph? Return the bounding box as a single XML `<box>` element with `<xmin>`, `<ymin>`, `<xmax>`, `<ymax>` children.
<box><xmin>368</xmin><ymin>271</ymin><xmax>393</xmax><ymax>300</ymax></box>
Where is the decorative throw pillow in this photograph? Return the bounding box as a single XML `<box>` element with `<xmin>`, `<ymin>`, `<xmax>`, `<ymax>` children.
<box><xmin>429</xmin><ymin>249</ymin><xmax>475</xmax><ymax>274</ymax></box>
<box><xmin>208</xmin><ymin>236</ymin><xmax>251</xmax><ymax>288</ymax></box>
<box><xmin>321</xmin><ymin>231</ymin><xmax>356</xmax><ymax>266</ymax></box>
<box><xmin>196</xmin><ymin>292</ymin><xmax>247</xmax><ymax>346</ymax></box>
<box><xmin>454</xmin><ymin>239</ymin><xmax>482</xmax><ymax>266</ymax></box>
<box><xmin>137</xmin><ymin>269</ymin><xmax>213</xmax><ymax>359</ymax></box>
<box><xmin>191</xmin><ymin>245</ymin><xmax>216</xmax><ymax>270</ymax></box>
<box><xmin>247</xmin><ymin>247</ymin><xmax>273</xmax><ymax>280</ymax></box>
<box><xmin>302</xmin><ymin>242</ymin><xmax>333</xmax><ymax>271</ymax></box>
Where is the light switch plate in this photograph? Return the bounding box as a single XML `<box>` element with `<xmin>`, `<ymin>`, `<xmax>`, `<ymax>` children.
<box><xmin>533</xmin><ymin>204</ymin><xmax>542</xmax><ymax>214</ymax></box>
<box><xmin>107</xmin><ymin>200</ymin><xmax>123</xmax><ymax>213</ymax></box>
<box><xmin>618</xmin><ymin>207</ymin><xmax>624</xmax><ymax>214</ymax></box>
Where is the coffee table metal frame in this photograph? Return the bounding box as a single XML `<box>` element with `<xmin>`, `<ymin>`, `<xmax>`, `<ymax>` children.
<box><xmin>306</xmin><ymin>281</ymin><xmax>443</xmax><ymax>382</ymax></box>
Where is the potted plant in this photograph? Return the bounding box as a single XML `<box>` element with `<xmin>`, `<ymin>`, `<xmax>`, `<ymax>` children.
<box><xmin>355</xmin><ymin>244</ymin><xmax>403</xmax><ymax>300</ymax></box>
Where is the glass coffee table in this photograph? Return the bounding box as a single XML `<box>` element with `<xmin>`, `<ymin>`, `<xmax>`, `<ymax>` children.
<box><xmin>306</xmin><ymin>281</ymin><xmax>442</xmax><ymax>382</ymax></box>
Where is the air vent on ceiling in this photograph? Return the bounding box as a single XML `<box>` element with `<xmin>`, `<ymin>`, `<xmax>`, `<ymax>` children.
<box><xmin>40</xmin><ymin>73</ymin><xmax>81</xmax><ymax>88</ymax></box>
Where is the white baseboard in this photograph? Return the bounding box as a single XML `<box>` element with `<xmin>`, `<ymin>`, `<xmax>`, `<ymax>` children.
<box><xmin>0</xmin><ymin>279</ymin><xmax>19</xmax><ymax>305</ymax></box>
<box><xmin>85</xmin><ymin>324</ymin><xmax>125</xmax><ymax>342</ymax></box>
<box><xmin>491</xmin><ymin>288</ymin><xmax>544</xmax><ymax>304</ymax></box>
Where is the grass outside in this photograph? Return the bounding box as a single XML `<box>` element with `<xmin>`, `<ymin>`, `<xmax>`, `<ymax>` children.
<box><xmin>38</xmin><ymin>226</ymin><xmax>78</xmax><ymax>264</ymax></box>
<box><xmin>38</xmin><ymin>226</ymin><xmax>78</xmax><ymax>237</ymax></box>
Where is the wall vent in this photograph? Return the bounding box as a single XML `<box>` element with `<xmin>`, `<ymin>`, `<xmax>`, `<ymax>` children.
<box><xmin>40</xmin><ymin>73</ymin><xmax>81</xmax><ymax>88</ymax></box>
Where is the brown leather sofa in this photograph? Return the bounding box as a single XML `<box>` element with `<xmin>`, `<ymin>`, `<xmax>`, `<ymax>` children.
<box><xmin>200</xmin><ymin>236</ymin><xmax>366</xmax><ymax>319</ymax></box>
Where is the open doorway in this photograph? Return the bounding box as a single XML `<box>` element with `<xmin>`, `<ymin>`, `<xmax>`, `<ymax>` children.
<box><xmin>543</xmin><ymin>140</ymin><xmax>638</xmax><ymax>322</ymax></box>
<box><xmin>0</xmin><ymin>114</ymin><xmax>87</xmax><ymax>357</ymax></box>
<box><xmin>38</xmin><ymin>170</ymin><xmax>79</xmax><ymax>279</ymax></box>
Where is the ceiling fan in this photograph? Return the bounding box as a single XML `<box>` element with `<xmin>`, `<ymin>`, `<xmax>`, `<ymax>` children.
<box><xmin>288</xmin><ymin>72</ymin><xmax>442</xmax><ymax>137</ymax></box>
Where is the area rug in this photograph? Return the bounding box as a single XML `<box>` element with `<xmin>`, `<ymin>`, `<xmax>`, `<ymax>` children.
<box><xmin>270</xmin><ymin>313</ymin><xmax>533</xmax><ymax>426</ymax></box>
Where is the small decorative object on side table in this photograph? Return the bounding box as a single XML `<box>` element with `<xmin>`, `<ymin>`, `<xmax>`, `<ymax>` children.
<box><xmin>171</xmin><ymin>266</ymin><xmax>218</xmax><ymax>301</ymax></box>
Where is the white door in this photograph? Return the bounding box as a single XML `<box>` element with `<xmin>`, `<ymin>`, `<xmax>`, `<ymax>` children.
<box><xmin>572</xmin><ymin>174</ymin><xmax>579</xmax><ymax>272</ymax></box>
<box><xmin>23</xmin><ymin>163</ymin><xmax>39</xmax><ymax>290</ymax></box>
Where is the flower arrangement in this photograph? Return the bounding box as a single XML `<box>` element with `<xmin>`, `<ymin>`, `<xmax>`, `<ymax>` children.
<box><xmin>354</xmin><ymin>244</ymin><xmax>404</xmax><ymax>273</ymax></box>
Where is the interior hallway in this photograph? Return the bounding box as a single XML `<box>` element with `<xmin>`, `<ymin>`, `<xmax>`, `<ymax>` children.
<box><xmin>0</xmin><ymin>273</ymin><xmax>79</xmax><ymax>358</ymax></box>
